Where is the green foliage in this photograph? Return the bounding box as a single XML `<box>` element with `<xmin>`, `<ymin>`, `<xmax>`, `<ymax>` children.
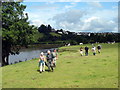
<box><xmin>50</xmin><ymin>32</ymin><xmax>61</xmax><ymax>37</ymax></box>
<box><xmin>38</xmin><ymin>24</ymin><xmax>52</xmax><ymax>34</ymax></box>
<box><xmin>2</xmin><ymin>2</ymin><xmax>37</xmax><ymax>65</ymax></box>
<box><xmin>2</xmin><ymin>2</ymin><xmax>34</xmax><ymax>44</ymax></box>
<box><xmin>37</xmin><ymin>23</ymin><xmax>119</xmax><ymax>44</ymax></box>
<box><xmin>32</xmin><ymin>32</ymin><xmax>44</xmax><ymax>43</ymax></box>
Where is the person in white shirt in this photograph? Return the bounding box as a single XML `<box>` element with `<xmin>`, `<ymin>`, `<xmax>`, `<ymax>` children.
<box><xmin>38</xmin><ymin>52</ymin><xmax>45</xmax><ymax>73</ymax></box>
<box><xmin>92</xmin><ymin>46</ymin><xmax>96</xmax><ymax>56</ymax></box>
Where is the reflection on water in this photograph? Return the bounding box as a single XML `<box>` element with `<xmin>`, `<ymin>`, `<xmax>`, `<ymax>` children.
<box><xmin>9</xmin><ymin>48</ymin><xmax>57</xmax><ymax>65</ymax></box>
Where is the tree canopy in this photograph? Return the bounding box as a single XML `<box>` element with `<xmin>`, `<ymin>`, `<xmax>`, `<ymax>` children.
<box><xmin>2</xmin><ymin>2</ymin><xmax>37</xmax><ymax>66</ymax></box>
<box><xmin>38</xmin><ymin>24</ymin><xmax>52</xmax><ymax>34</ymax></box>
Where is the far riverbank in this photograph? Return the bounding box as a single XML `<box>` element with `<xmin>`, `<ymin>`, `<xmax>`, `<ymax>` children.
<box><xmin>9</xmin><ymin>44</ymin><xmax>64</xmax><ymax>65</ymax></box>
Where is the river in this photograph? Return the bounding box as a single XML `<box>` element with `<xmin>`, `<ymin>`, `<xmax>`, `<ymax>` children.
<box><xmin>9</xmin><ymin>47</ymin><xmax>57</xmax><ymax>65</ymax></box>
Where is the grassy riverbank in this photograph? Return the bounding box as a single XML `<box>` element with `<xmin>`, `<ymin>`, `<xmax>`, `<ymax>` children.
<box><xmin>2</xmin><ymin>43</ymin><xmax>118</xmax><ymax>88</ymax></box>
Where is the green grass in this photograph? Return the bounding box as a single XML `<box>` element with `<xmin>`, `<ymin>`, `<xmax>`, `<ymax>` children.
<box><xmin>33</xmin><ymin>32</ymin><xmax>44</xmax><ymax>40</ymax></box>
<box><xmin>50</xmin><ymin>32</ymin><xmax>61</xmax><ymax>37</ymax></box>
<box><xmin>1</xmin><ymin>43</ymin><xmax>118</xmax><ymax>88</ymax></box>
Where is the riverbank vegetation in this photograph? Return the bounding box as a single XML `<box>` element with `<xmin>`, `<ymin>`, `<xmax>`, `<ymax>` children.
<box><xmin>2</xmin><ymin>43</ymin><xmax>118</xmax><ymax>88</ymax></box>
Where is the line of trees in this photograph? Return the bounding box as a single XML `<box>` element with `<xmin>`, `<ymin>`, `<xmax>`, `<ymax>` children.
<box><xmin>36</xmin><ymin>24</ymin><xmax>120</xmax><ymax>45</ymax></box>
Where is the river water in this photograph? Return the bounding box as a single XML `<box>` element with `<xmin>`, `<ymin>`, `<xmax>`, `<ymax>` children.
<box><xmin>9</xmin><ymin>48</ymin><xmax>57</xmax><ymax>65</ymax></box>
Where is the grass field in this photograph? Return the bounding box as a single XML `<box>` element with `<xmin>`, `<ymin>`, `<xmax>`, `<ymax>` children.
<box><xmin>1</xmin><ymin>43</ymin><xmax>119</xmax><ymax>88</ymax></box>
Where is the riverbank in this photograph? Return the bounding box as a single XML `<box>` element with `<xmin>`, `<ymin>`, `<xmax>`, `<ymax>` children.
<box><xmin>27</xmin><ymin>43</ymin><xmax>64</xmax><ymax>49</ymax></box>
<box><xmin>8</xmin><ymin>44</ymin><xmax>63</xmax><ymax>65</ymax></box>
<box><xmin>2</xmin><ymin>43</ymin><xmax>118</xmax><ymax>88</ymax></box>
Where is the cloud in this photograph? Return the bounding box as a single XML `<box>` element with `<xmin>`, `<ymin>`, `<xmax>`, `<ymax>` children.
<box><xmin>87</xmin><ymin>2</ymin><xmax>102</xmax><ymax>8</ymax></box>
<box><xmin>65</xmin><ymin>2</ymin><xmax>77</xmax><ymax>9</ymax></box>
<box><xmin>25</xmin><ymin>11</ymin><xmax>55</xmax><ymax>27</ymax></box>
<box><xmin>52</xmin><ymin>9</ymin><xmax>85</xmax><ymax>31</ymax></box>
<box><xmin>112</xmin><ymin>6</ymin><xmax>118</xmax><ymax>9</ymax></box>
<box><xmin>93</xmin><ymin>9</ymin><xmax>117</xmax><ymax>19</ymax></box>
<box><xmin>25</xmin><ymin>12</ymin><xmax>40</xmax><ymax>19</ymax></box>
<box><xmin>84</xmin><ymin>16</ymin><xmax>99</xmax><ymax>23</ymax></box>
<box><xmin>29</xmin><ymin>19</ymin><xmax>45</xmax><ymax>26</ymax></box>
<box><xmin>29</xmin><ymin>5</ymin><xmax>58</xmax><ymax>10</ymax></box>
<box><xmin>52</xmin><ymin>9</ymin><xmax>118</xmax><ymax>32</ymax></box>
<box><xmin>81</xmin><ymin>17</ymin><xmax>117</xmax><ymax>32</ymax></box>
<box><xmin>52</xmin><ymin>10</ymin><xmax>86</xmax><ymax>24</ymax></box>
<box><xmin>24</xmin><ymin>2</ymin><xmax>118</xmax><ymax>32</ymax></box>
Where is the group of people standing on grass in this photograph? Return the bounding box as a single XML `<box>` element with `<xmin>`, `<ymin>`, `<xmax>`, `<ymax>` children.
<box><xmin>38</xmin><ymin>45</ymin><xmax>101</xmax><ymax>73</ymax></box>
<box><xmin>79</xmin><ymin>45</ymin><xmax>102</xmax><ymax>56</ymax></box>
<box><xmin>38</xmin><ymin>49</ymin><xmax>58</xmax><ymax>73</ymax></box>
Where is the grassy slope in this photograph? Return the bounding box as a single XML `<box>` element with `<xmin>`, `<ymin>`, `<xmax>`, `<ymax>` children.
<box><xmin>2</xmin><ymin>43</ymin><xmax>118</xmax><ymax>88</ymax></box>
<box><xmin>33</xmin><ymin>33</ymin><xmax>44</xmax><ymax>41</ymax></box>
<box><xmin>50</xmin><ymin>32</ymin><xmax>61</xmax><ymax>37</ymax></box>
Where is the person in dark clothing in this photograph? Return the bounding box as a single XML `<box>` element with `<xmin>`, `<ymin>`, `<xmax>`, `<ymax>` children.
<box><xmin>84</xmin><ymin>46</ymin><xmax>89</xmax><ymax>56</ymax></box>
<box><xmin>46</xmin><ymin>50</ymin><xmax>54</xmax><ymax>72</ymax></box>
<box><xmin>97</xmin><ymin>45</ymin><xmax>102</xmax><ymax>53</ymax></box>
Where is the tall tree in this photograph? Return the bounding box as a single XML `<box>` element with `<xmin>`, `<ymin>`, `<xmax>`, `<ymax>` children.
<box><xmin>2</xmin><ymin>2</ymin><xmax>37</xmax><ymax>66</ymax></box>
<box><xmin>47</xmin><ymin>24</ymin><xmax>52</xmax><ymax>32</ymax></box>
<box><xmin>38</xmin><ymin>24</ymin><xmax>47</xmax><ymax>33</ymax></box>
<box><xmin>38</xmin><ymin>24</ymin><xmax>52</xmax><ymax>34</ymax></box>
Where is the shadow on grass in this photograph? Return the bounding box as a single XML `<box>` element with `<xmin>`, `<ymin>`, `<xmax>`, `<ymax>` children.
<box><xmin>66</xmin><ymin>62</ymin><xmax>71</xmax><ymax>63</ymax></box>
<box><xmin>59</xmin><ymin>49</ymin><xmax>77</xmax><ymax>53</ymax></box>
<box><xmin>36</xmin><ymin>69</ymin><xmax>51</xmax><ymax>73</ymax></box>
<box><xmin>37</xmin><ymin>70</ymin><xmax>40</xmax><ymax>72</ymax></box>
<box><xmin>45</xmin><ymin>69</ymin><xmax>50</xmax><ymax>72</ymax></box>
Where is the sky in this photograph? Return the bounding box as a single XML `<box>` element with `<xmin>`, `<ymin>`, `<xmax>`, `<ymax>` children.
<box><xmin>22</xmin><ymin>1</ymin><xmax>118</xmax><ymax>32</ymax></box>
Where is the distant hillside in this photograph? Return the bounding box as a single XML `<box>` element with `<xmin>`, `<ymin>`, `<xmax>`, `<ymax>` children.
<box><xmin>50</xmin><ymin>32</ymin><xmax>61</xmax><ymax>37</ymax></box>
<box><xmin>34</xmin><ymin>24</ymin><xmax>120</xmax><ymax>45</ymax></box>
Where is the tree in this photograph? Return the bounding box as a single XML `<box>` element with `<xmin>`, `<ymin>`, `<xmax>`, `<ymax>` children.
<box><xmin>47</xmin><ymin>24</ymin><xmax>52</xmax><ymax>32</ymax></box>
<box><xmin>38</xmin><ymin>24</ymin><xmax>52</xmax><ymax>34</ymax></box>
<box><xmin>38</xmin><ymin>24</ymin><xmax>47</xmax><ymax>33</ymax></box>
<box><xmin>2</xmin><ymin>2</ymin><xmax>37</xmax><ymax>66</ymax></box>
